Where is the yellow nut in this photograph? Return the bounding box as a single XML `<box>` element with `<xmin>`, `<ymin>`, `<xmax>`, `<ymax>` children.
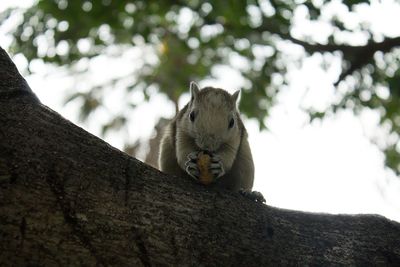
<box><xmin>197</xmin><ymin>151</ymin><xmax>213</xmax><ymax>185</ymax></box>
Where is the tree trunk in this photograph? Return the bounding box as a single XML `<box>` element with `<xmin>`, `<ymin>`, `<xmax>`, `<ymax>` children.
<box><xmin>0</xmin><ymin>46</ymin><xmax>399</xmax><ymax>267</ymax></box>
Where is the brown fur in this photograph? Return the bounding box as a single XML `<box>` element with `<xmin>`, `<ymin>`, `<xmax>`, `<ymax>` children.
<box><xmin>158</xmin><ymin>85</ymin><xmax>254</xmax><ymax>191</ymax></box>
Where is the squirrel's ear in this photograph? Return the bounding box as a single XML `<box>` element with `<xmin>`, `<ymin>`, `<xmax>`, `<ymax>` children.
<box><xmin>190</xmin><ymin>81</ymin><xmax>200</xmax><ymax>100</ymax></box>
<box><xmin>232</xmin><ymin>89</ymin><xmax>241</xmax><ymax>104</ymax></box>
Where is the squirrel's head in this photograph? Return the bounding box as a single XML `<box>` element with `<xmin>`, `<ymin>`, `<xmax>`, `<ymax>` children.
<box><xmin>181</xmin><ymin>82</ymin><xmax>241</xmax><ymax>152</ymax></box>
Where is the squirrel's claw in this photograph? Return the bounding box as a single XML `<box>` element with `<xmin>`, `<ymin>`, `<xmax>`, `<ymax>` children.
<box><xmin>209</xmin><ymin>154</ymin><xmax>225</xmax><ymax>179</ymax></box>
<box><xmin>185</xmin><ymin>153</ymin><xmax>200</xmax><ymax>180</ymax></box>
<box><xmin>185</xmin><ymin>151</ymin><xmax>224</xmax><ymax>181</ymax></box>
<box><xmin>187</xmin><ymin>151</ymin><xmax>199</xmax><ymax>161</ymax></box>
<box><xmin>239</xmin><ymin>189</ymin><xmax>266</xmax><ymax>203</ymax></box>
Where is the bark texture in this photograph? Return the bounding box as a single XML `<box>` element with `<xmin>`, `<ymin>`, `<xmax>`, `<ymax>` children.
<box><xmin>0</xmin><ymin>46</ymin><xmax>400</xmax><ymax>267</ymax></box>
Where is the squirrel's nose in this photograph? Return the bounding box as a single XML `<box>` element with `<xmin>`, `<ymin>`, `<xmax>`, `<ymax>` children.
<box><xmin>201</xmin><ymin>134</ymin><xmax>220</xmax><ymax>152</ymax></box>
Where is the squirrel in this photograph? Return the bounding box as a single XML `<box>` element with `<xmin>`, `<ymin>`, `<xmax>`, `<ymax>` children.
<box><xmin>158</xmin><ymin>82</ymin><xmax>264</xmax><ymax>201</ymax></box>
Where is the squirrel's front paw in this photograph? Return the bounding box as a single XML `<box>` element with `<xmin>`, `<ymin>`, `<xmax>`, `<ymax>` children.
<box><xmin>185</xmin><ymin>151</ymin><xmax>200</xmax><ymax>180</ymax></box>
<box><xmin>209</xmin><ymin>154</ymin><xmax>225</xmax><ymax>179</ymax></box>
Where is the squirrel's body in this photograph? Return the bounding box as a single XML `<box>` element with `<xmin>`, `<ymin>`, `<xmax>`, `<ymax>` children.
<box><xmin>158</xmin><ymin>83</ymin><xmax>254</xmax><ymax>191</ymax></box>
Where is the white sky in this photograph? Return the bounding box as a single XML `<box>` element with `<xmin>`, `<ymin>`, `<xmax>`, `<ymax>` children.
<box><xmin>1</xmin><ymin>0</ymin><xmax>399</xmax><ymax>222</ymax></box>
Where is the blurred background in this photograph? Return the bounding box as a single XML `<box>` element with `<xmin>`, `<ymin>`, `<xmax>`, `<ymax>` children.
<box><xmin>1</xmin><ymin>0</ymin><xmax>400</xmax><ymax>221</ymax></box>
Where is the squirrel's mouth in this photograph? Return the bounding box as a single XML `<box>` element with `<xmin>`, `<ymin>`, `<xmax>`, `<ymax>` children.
<box><xmin>195</xmin><ymin>136</ymin><xmax>221</xmax><ymax>153</ymax></box>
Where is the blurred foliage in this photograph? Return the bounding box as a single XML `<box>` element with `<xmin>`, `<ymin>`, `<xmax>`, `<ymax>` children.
<box><xmin>3</xmin><ymin>0</ymin><xmax>400</xmax><ymax>174</ymax></box>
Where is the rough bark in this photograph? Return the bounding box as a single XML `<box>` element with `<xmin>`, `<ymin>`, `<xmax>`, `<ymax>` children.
<box><xmin>0</xmin><ymin>46</ymin><xmax>399</xmax><ymax>267</ymax></box>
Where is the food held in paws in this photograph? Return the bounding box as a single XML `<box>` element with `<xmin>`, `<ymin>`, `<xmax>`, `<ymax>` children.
<box><xmin>197</xmin><ymin>151</ymin><xmax>213</xmax><ymax>185</ymax></box>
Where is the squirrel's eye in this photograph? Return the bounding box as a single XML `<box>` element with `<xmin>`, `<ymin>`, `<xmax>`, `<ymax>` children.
<box><xmin>228</xmin><ymin>118</ymin><xmax>235</xmax><ymax>129</ymax></box>
<box><xmin>189</xmin><ymin>111</ymin><xmax>196</xmax><ymax>122</ymax></box>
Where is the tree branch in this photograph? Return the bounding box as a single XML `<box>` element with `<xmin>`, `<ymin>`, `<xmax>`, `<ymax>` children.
<box><xmin>205</xmin><ymin>9</ymin><xmax>400</xmax><ymax>85</ymax></box>
<box><xmin>1</xmin><ymin>46</ymin><xmax>400</xmax><ymax>266</ymax></box>
<box><xmin>0</xmin><ymin>47</ymin><xmax>39</xmax><ymax>103</ymax></box>
<box><xmin>257</xmin><ymin>21</ymin><xmax>400</xmax><ymax>85</ymax></box>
